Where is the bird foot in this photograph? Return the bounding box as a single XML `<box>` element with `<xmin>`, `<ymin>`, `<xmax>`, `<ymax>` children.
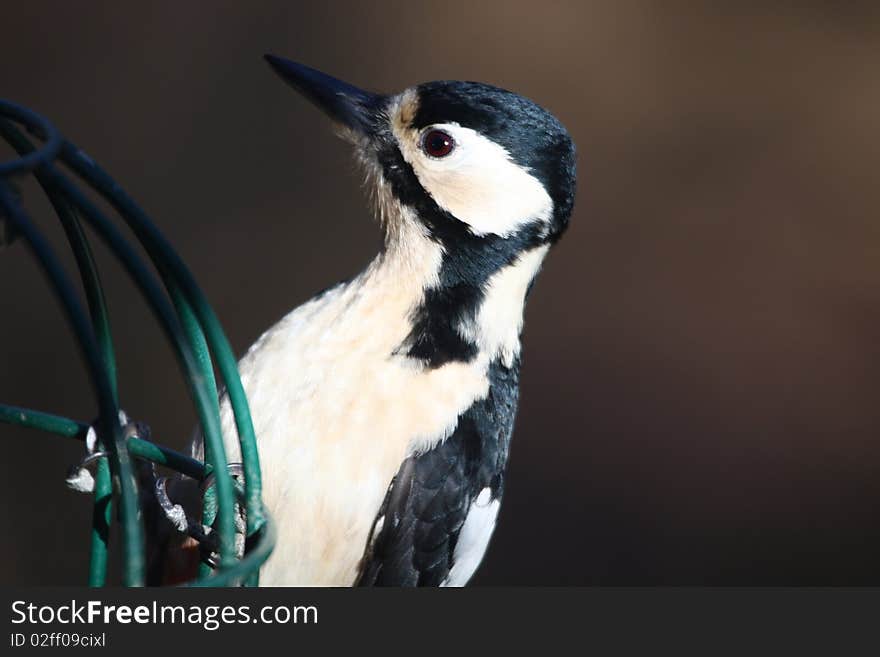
<box><xmin>152</xmin><ymin>462</ymin><xmax>248</xmax><ymax>568</ymax></box>
<box><xmin>65</xmin><ymin>410</ymin><xmax>149</xmax><ymax>494</ymax></box>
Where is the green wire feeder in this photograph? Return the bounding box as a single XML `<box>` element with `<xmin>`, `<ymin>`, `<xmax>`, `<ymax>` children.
<box><xmin>0</xmin><ymin>99</ymin><xmax>274</xmax><ymax>587</ymax></box>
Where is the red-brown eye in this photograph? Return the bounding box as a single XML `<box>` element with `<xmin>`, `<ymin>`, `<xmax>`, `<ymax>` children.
<box><xmin>421</xmin><ymin>129</ymin><xmax>455</xmax><ymax>158</ymax></box>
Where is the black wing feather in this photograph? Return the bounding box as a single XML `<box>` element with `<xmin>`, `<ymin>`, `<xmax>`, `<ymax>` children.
<box><xmin>356</xmin><ymin>359</ymin><xmax>520</xmax><ymax>586</ymax></box>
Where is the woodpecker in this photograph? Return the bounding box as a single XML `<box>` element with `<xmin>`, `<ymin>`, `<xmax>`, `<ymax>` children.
<box><xmin>160</xmin><ymin>55</ymin><xmax>576</xmax><ymax>586</ymax></box>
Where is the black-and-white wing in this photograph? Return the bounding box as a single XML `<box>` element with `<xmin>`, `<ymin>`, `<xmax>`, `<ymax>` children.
<box><xmin>356</xmin><ymin>360</ymin><xmax>519</xmax><ymax>586</ymax></box>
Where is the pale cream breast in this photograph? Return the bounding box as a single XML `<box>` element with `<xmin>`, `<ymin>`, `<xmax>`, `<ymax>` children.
<box><xmin>214</xmin><ymin>220</ymin><xmax>492</xmax><ymax>585</ymax></box>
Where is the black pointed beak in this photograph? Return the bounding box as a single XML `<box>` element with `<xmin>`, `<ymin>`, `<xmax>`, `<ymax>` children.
<box><xmin>265</xmin><ymin>55</ymin><xmax>382</xmax><ymax>138</ymax></box>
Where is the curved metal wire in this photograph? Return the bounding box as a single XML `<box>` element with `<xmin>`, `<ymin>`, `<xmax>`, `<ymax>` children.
<box><xmin>0</xmin><ymin>182</ymin><xmax>143</xmax><ymax>584</ymax></box>
<box><xmin>0</xmin><ymin>100</ymin><xmax>272</xmax><ymax>586</ymax></box>
<box><xmin>0</xmin><ymin>100</ymin><xmax>61</xmax><ymax>175</ymax></box>
<box><xmin>0</xmin><ymin>120</ymin><xmax>237</xmax><ymax>573</ymax></box>
<box><xmin>0</xmin><ymin>405</ymin><xmax>210</xmax><ymax>480</ymax></box>
<box><xmin>40</xmin><ymin>185</ymin><xmax>116</xmax><ymax>585</ymax></box>
<box><xmin>62</xmin><ymin>145</ymin><xmax>267</xmax><ymax>537</ymax></box>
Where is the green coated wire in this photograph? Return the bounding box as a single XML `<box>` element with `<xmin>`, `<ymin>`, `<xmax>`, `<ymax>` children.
<box><xmin>52</xmin><ymin>199</ymin><xmax>118</xmax><ymax>396</ymax></box>
<box><xmin>60</xmin><ymin>143</ymin><xmax>265</xmax><ymax>582</ymax></box>
<box><xmin>175</xmin><ymin>299</ymin><xmax>223</xmax><ymax>577</ymax></box>
<box><xmin>0</xmin><ymin>405</ymin><xmax>87</xmax><ymax>438</ymax></box>
<box><xmin>0</xmin><ymin>404</ymin><xmax>209</xmax><ymax>480</ymax></box>
<box><xmin>47</xmin><ymin>171</ymin><xmax>240</xmax><ymax>573</ymax></box>
<box><xmin>61</xmin><ymin>146</ymin><xmax>264</xmax><ymax>515</ymax></box>
<box><xmin>0</xmin><ymin>120</ymin><xmax>118</xmax><ymax>393</ymax></box>
<box><xmin>0</xmin><ymin>120</ymin><xmax>238</xmax><ymax>577</ymax></box>
<box><xmin>0</xmin><ymin>402</ymin><xmax>275</xmax><ymax>586</ymax></box>
<box><xmin>188</xmin><ymin>517</ymin><xmax>276</xmax><ymax>587</ymax></box>
<box><xmin>50</xmin><ymin>198</ymin><xmax>116</xmax><ymax>587</ymax></box>
<box><xmin>2</xmin><ymin>118</ymin><xmax>117</xmax><ymax>585</ymax></box>
<box><xmin>32</xmin><ymin>169</ymin><xmax>117</xmax><ymax>585</ymax></box>
<box><xmin>89</xmin><ymin>459</ymin><xmax>112</xmax><ymax>585</ymax></box>
<box><xmin>0</xmin><ymin>105</ymin><xmax>275</xmax><ymax>586</ymax></box>
<box><xmin>0</xmin><ymin>118</ymin><xmax>118</xmax><ymax>584</ymax></box>
<box><xmin>4</xmin><ymin>122</ymin><xmax>235</xmax><ymax>568</ymax></box>
<box><xmin>0</xmin><ymin>183</ymin><xmax>145</xmax><ymax>585</ymax></box>
<box><xmin>62</xmin><ymin>145</ymin><xmax>266</xmax><ymax>529</ymax></box>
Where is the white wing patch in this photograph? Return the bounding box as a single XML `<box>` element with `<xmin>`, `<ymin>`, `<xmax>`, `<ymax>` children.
<box><xmin>441</xmin><ymin>487</ymin><xmax>501</xmax><ymax>587</ymax></box>
<box><xmin>367</xmin><ymin>515</ymin><xmax>385</xmax><ymax>551</ymax></box>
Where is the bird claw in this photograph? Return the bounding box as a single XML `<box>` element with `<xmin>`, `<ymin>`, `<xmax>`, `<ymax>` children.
<box><xmin>64</xmin><ymin>451</ymin><xmax>107</xmax><ymax>493</ymax></box>
<box><xmin>65</xmin><ymin>409</ymin><xmax>149</xmax><ymax>494</ymax></box>
<box><xmin>65</xmin><ymin>410</ymin><xmax>247</xmax><ymax>569</ymax></box>
<box><xmin>152</xmin><ymin>462</ymin><xmax>248</xmax><ymax>568</ymax></box>
<box><xmin>118</xmin><ymin>409</ymin><xmax>151</xmax><ymax>443</ymax></box>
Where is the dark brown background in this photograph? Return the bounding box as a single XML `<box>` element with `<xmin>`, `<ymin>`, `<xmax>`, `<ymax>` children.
<box><xmin>2</xmin><ymin>2</ymin><xmax>879</xmax><ymax>585</ymax></box>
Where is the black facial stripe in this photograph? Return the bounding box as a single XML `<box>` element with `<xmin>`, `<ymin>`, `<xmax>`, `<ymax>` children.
<box><xmin>375</xmin><ymin>140</ymin><xmax>546</xmax><ymax>367</ymax></box>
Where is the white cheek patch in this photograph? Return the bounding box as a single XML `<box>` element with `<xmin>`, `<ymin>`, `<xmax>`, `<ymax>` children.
<box><xmin>394</xmin><ymin>121</ymin><xmax>553</xmax><ymax>237</ymax></box>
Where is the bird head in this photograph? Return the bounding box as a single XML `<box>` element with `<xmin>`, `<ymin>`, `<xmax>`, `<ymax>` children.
<box><xmin>265</xmin><ymin>55</ymin><xmax>575</xmax><ymax>247</ymax></box>
<box><xmin>266</xmin><ymin>55</ymin><xmax>577</xmax><ymax>366</ymax></box>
